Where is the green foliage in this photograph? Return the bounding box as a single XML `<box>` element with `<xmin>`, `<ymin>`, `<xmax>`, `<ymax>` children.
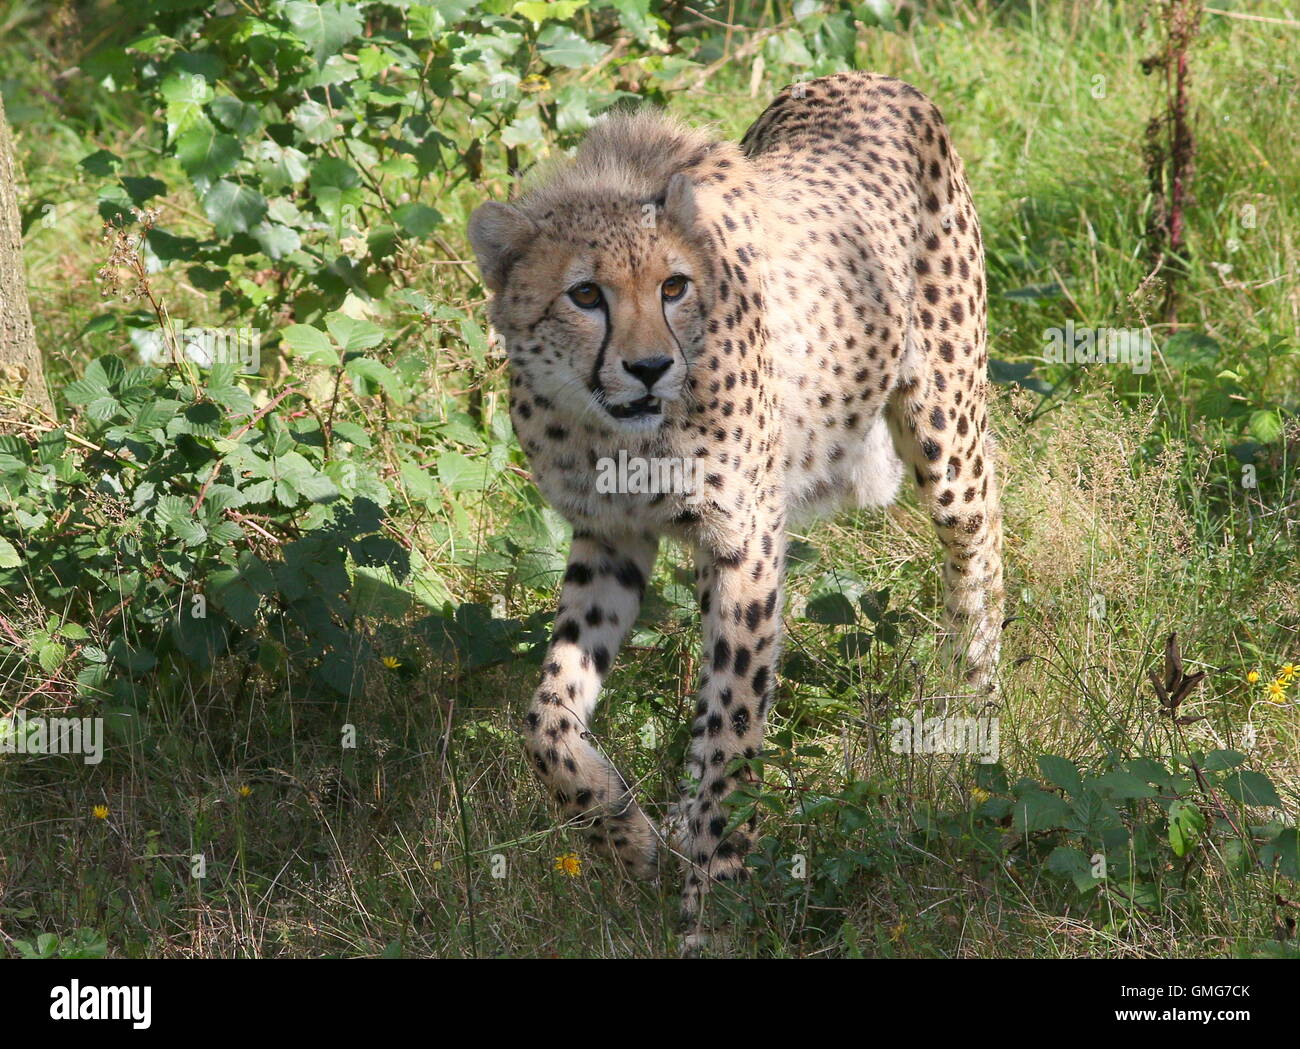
<box><xmin>1</xmin><ymin>0</ymin><xmax>1297</xmax><ymax>959</ymax></box>
<box><xmin>11</xmin><ymin>927</ymin><xmax>108</xmax><ymax>960</ymax></box>
<box><xmin>710</xmin><ymin>741</ymin><xmax>1296</xmax><ymax>951</ymax></box>
<box><xmin>74</xmin><ymin>0</ymin><xmax>659</xmax><ymax>327</ymax></box>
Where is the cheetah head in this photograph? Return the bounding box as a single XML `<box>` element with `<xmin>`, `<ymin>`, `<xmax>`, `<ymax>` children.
<box><xmin>468</xmin><ymin>173</ymin><xmax>706</xmax><ymax>435</ymax></box>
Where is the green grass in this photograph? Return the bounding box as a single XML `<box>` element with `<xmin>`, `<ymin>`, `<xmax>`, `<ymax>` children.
<box><xmin>0</xmin><ymin>1</ymin><xmax>1297</xmax><ymax>958</ymax></box>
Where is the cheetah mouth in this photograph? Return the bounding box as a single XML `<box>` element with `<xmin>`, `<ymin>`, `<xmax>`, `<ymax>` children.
<box><xmin>607</xmin><ymin>395</ymin><xmax>661</xmax><ymax>420</ymax></box>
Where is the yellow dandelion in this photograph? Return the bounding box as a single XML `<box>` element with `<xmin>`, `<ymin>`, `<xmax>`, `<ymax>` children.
<box><xmin>970</xmin><ymin>787</ymin><xmax>990</xmax><ymax>805</ymax></box>
<box><xmin>381</xmin><ymin>655</ymin><xmax>402</xmax><ymax>670</ymax></box>
<box><xmin>1246</xmin><ymin>670</ymin><xmax>1260</xmax><ymax>684</ymax></box>
<box><xmin>238</xmin><ymin>784</ymin><xmax>252</xmax><ymax>797</ymax></box>
<box><xmin>1266</xmin><ymin>680</ymin><xmax>1287</xmax><ymax>703</ymax></box>
<box><xmin>1279</xmin><ymin>663</ymin><xmax>1297</xmax><ymax>684</ymax></box>
<box><xmin>92</xmin><ymin>805</ymin><xmax>109</xmax><ymax>820</ymax></box>
<box><xmin>888</xmin><ymin>921</ymin><xmax>907</xmax><ymax>943</ymax></box>
<box><xmin>432</xmin><ymin>860</ymin><xmax>443</xmax><ymax>872</ymax></box>
<box><xmin>554</xmin><ymin>852</ymin><xmax>582</xmax><ymax>877</ymax></box>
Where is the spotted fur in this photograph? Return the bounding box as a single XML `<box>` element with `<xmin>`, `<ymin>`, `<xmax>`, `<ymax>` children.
<box><xmin>468</xmin><ymin>72</ymin><xmax>1004</xmax><ymax>932</ymax></box>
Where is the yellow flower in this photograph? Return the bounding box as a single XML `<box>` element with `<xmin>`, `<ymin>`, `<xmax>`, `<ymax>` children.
<box><xmin>1246</xmin><ymin>670</ymin><xmax>1260</xmax><ymax>684</ymax></box>
<box><xmin>381</xmin><ymin>655</ymin><xmax>402</xmax><ymax>670</ymax></box>
<box><xmin>432</xmin><ymin>860</ymin><xmax>443</xmax><ymax>872</ymax></box>
<box><xmin>888</xmin><ymin>921</ymin><xmax>907</xmax><ymax>943</ymax></box>
<box><xmin>970</xmin><ymin>787</ymin><xmax>990</xmax><ymax>804</ymax></box>
<box><xmin>1279</xmin><ymin>663</ymin><xmax>1297</xmax><ymax>684</ymax></box>
<box><xmin>1266</xmin><ymin>680</ymin><xmax>1287</xmax><ymax>703</ymax></box>
<box><xmin>92</xmin><ymin>805</ymin><xmax>109</xmax><ymax>820</ymax></box>
<box><xmin>554</xmin><ymin>852</ymin><xmax>582</xmax><ymax>877</ymax></box>
<box><xmin>238</xmin><ymin>784</ymin><xmax>252</xmax><ymax>797</ymax></box>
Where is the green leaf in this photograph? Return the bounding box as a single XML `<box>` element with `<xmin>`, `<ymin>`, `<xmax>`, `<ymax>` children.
<box><xmin>326</xmin><ymin>313</ymin><xmax>386</xmax><ymax>352</ymax></box>
<box><xmin>1012</xmin><ymin>788</ymin><xmax>1072</xmax><ymax>833</ymax></box>
<box><xmin>291</xmin><ymin>101</ymin><xmax>341</xmax><ymax>144</ymax></box>
<box><xmin>209</xmin><ymin>565</ymin><xmax>266</xmax><ymax>628</ymax></box>
<box><xmin>1203</xmin><ymin>749</ymin><xmax>1247</xmax><ymax>772</ymax></box>
<box><xmin>392</xmin><ymin>203</ymin><xmax>443</xmax><ymax>238</ymax></box>
<box><xmin>80</xmin><ymin>149</ymin><xmax>122</xmax><ymax>177</ymax></box>
<box><xmin>1270</xmin><ymin>827</ymin><xmax>1299</xmax><ymax>881</ymax></box>
<box><xmin>501</xmin><ymin>114</ymin><xmax>546</xmax><ymax>151</ymax></box>
<box><xmin>210</xmin><ymin>95</ymin><xmax>263</xmax><ymax>137</ymax></box>
<box><xmin>295</xmin><ymin>472</ymin><xmax>340</xmax><ymax>503</ymax></box>
<box><xmin>176</xmin><ymin>124</ymin><xmax>241</xmax><ymax>187</ymax></box>
<box><xmin>806</xmin><ymin>592</ymin><xmax>856</xmax><ymax>624</ymax></box>
<box><xmin>202</xmin><ymin>180</ymin><xmax>268</xmax><ymax>237</ymax></box>
<box><xmin>310</xmin><ymin>157</ymin><xmax>362</xmax><ymax>192</ymax></box>
<box><xmin>1088</xmin><ymin>770</ymin><xmax>1157</xmax><ymax>800</ymax></box>
<box><xmin>1125</xmin><ymin>757</ymin><xmax>1172</xmax><ymax>786</ymax></box>
<box><xmin>316</xmin><ymin>650</ymin><xmax>365</xmax><ymax>696</ymax></box>
<box><xmin>1037</xmin><ymin>754</ymin><xmax>1083</xmax><ymax>795</ymax></box>
<box><xmin>438</xmin><ymin>451</ymin><xmax>493</xmax><ymax>492</ymax></box>
<box><xmin>121</xmin><ymin>176</ymin><xmax>167</xmax><ymax>205</ymax></box>
<box><xmin>283</xmin><ymin>0</ymin><xmax>364</xmax><ymax>66</ymax></box>
<box><xmin>170</xmin><ymin>517</ymin><xmax>208</xmax><ymax>547</ymax></box>
<box><xmin>1248</xmin><ymin>409</ymin><xmax>1283</xmax><ymax>443</ymax></box>
<box><xmin>1045</xmin><ymin>845</ymin><xmax>1098</xmax><ymax>891</ymax></box>
<box><xmin>345</xmin><ymin>356</ymin><xmax>402</xmax><ymax>398</ymax></box>
<box><xmin>537</xmin><ymin>24</ymin><xmax>608</xmax><ymax>68</ymax></box>
<box><xmin>282</xmin><ymin>324</ymin><xmax>339</xmax><ymax>366</ymax></box>
<box><xmin>36</xmin><ymin>640</ymin><xmax>67</xmax><ymax>672</ymax></box>
<box><xmin>400</xmin><ymin>459</ymin><xmax>438</xmax><ymax>501</ymax></box>
<box><xmin>252</xmin><ymin>222</ymin><xmax>301</xmax><ymax>260</ymax></box>
<box><xmin>309</xmin><ymin>157</ymin><xmax>363</xmax><ymax>223</ymax></box>
<box><xmin>87</xmin><ymin>395</ymin><xmax>122</xmax><ymax>421</ymax></box>
<box><xmin>1220</xmin><ymin>770</ymin><xmax>1282</xmax><ymax>808</ymax></box>
<box><xmin>514</xmin><ymin>0</ymin><xmax>587</xmax><ymax>24</ymax></box>
<box><xmin>352</xmin><ymin>564</ymin><xmax>413</xmax><ymax>619</ymax></box>
<box><xmin>1162</xmin><ymin>331</ymin><xmax>1220</xmax><ymax>372</ymax></box>
<box><xmin>0</xmin><ymin>537</ymin><xmax>20</xmax><ymax>570</ymax></box>
<box><xmin>331</xmin><ymin>420</ymin><xmax>371</xmax><ymax>448</ymax></box>
<box><xmin>1167</xmin><ymin>799</ymin><xmax>1205</xmax><ymax>857</ymax></box>
<box><xmin>989</xmin><ymin>358</ymin><xmax>1051</xmax><ymax>394</ymax></box>
<box><xmin>1044</xmin><ymin>845</ymin><xmax>1091</xmax><ymax>877</ymax></box>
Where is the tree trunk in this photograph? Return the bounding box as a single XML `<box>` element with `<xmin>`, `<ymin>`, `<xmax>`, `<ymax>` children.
<box><xmin>0</xmin><ymin>90</ymin><xmax>52</xmax><ymax>418</ymax></box>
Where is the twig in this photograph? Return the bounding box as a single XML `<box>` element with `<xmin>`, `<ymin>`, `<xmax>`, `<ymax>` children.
<box><xmin>579</xmin><ymin>35</ymin><xmax>635</xmax><ymax>81</ymax></box>
<box><xmin>669</xmin><ymin>6</ymin><xmax>827</xmax><ymax>93</ymax></box>
<box><xmin>1204</xmin><ymin>7</ymin><xmax>1300</xmax><ymax>28</ymax></box>
<box><xmin>227</xmin><ymin>509</ymin><xmax>282</xmax><ymax>546</ymax></box>
<box><xmin>191</xmin><ymin>385</ymin><xmax>301</xmax><ymax>513</ymax></box>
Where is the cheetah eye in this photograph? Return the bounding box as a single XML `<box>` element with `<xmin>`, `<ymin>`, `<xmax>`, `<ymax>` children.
<box><xmin>568</xmin><ymin>282</ymin><xmax>603</xmax><ymax>309</ymax></box>
<box><xmin>661</xmin><ymin>274</ymin><xmax>690</xmax><ymax>302</ymax></box>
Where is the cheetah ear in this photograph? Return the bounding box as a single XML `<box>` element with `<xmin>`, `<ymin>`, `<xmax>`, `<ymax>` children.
<box><xmin>661</xmin><ymin>172</ymin><xmax>699</xmax><ymax>233</ymax></box>
<box><xmin>467</xmin><ymin>201</ymin><xmax>538</xmax><ymax>292</ymax></box>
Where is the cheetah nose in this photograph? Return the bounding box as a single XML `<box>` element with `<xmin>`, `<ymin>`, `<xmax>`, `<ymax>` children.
<box><xmin>623</xmin><ymin>355</ymin><xmax>673</xmax><ymax>391</ymax></box>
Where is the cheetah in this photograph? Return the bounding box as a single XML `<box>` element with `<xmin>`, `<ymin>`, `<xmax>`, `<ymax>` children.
<box><xmin>467</xmin><ymin>71</ymin><xmax>1004</xmax><ymax>933</ymax></box>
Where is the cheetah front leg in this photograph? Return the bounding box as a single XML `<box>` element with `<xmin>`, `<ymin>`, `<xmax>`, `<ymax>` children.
<box><xmin>523</xmin><ymin>533</ymin><xmax>660</xmax><ymax>877</ymax></box>
<box><xmin>674</xmin><ymin>531</ymin><xmax>785</xmax><ymax>931</ymax></box>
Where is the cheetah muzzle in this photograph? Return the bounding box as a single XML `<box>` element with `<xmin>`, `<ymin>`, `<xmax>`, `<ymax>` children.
<box><xmin>468</xmin><ymin>71</ymin><xmax>1005</xmax><ymax>938</ymax></box>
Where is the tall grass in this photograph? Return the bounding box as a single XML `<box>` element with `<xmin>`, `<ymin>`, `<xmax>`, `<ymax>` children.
<box><xmin>0</xmin><ymin>1</ymin><xmax>1296</xmax><ymax>957</ymax></box>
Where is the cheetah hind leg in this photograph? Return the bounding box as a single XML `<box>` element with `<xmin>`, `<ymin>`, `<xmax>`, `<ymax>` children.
<box><xmin>887</xmin><ymin>401</ymin><xmax>1005</xmax><ymax>694</ymax></box>
<box><xmin>846</xmin><ymin>416</ymin><xmax>1001</xmax><ymax>691</ymax></box>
